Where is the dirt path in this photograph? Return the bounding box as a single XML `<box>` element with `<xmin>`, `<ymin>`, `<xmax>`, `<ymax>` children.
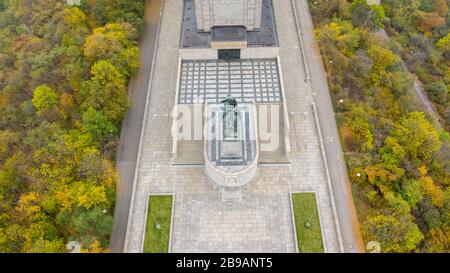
<box><xmin>375</xmin><ymin>29</ymin><xmax>444</xmax><ymax>131</ymax></box>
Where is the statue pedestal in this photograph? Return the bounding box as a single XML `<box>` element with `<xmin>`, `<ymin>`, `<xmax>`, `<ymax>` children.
<box><xmin>222</xmin><ymin>187</ymin><xmax>242</xmax><ymax>201</ymax></box>
<box><xmin>220</xmin><ymin>141</ymin><xmax>243</xmax><ymax>159</ymax></box>
<box><xmin>205</xmin><ymin>103</ymin><xmax>259</xmax><ymax>201</ymax></box>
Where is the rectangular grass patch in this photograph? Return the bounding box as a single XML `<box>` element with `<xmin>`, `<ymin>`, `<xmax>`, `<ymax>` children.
<box><xmin>143</xmin><ymin>195</ymin><xmax>173</xmax><ymax>253</ymax></box>
<box><xmin>291</xmin><ymin>192</ymin><xmax>325</xmax><ymax>253</ymax></box>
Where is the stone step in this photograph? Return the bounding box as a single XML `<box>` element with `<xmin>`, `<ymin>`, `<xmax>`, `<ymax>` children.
<box><xmin>258</xmin><ymin>104</ymin><xmax>288</xmax><ymax>163</ymax></box>
<box><xmin>259</xmin><ymin>153</ymin><xmax>290</xmax><ymax>164</ymax></box>
<box><xmin>174</xmin><ymin>140</ymin><xmax>204</xmax><ymax>165</ymax></box>
<box><xmin>222</xmin><ymin>189</ymin><xmax>242</xmax><ymax>201</ymax></box>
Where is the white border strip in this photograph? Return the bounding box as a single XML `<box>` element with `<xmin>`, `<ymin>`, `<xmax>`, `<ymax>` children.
<box><xmin>289</xmin><ymin>191</ymin><xmax>327</xmax><ymax>253</ymax></box>
<box><xmin>171</xmin><ymin>57</ymin><xmax>183</xmax><ymax>160</ymax></box>
<box><xmin>311</xmin><ymin>103</ymin><xmax>344</xmax><ymax>252</ymax></box>
<box><xmin>124</xmin><ymin>0</ymin><xmax>165</xmax><ymax>252</ymax></box>
<box><xmin>276</xmin><ymin>56</ymin><xmax>291</xmax><ymax>156</ymax></box>
<box><xmin>290</xmin><ymin>0</ymin><xmax>311</xmax><ymax>82</ymax></box>
<box><xmin>140</xmin><ymin>193</ymin><xmax>175</xmax><ymax>253</ymax></box>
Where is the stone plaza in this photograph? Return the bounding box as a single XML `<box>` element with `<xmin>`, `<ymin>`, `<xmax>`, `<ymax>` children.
<box><xmin>124</xmin><ymin>0</ymin><xmax>342</xmax><ymax>253</ymax></box>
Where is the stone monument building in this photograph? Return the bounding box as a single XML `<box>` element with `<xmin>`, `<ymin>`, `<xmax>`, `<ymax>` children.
<box><xmin>194</xmin><ymin>0</ymin><xmax>263</xmax><ymax>31</ymax></box>
<box><xmin>174</xmin><ymin>0</ymin><xmax>288</xmax><ymax>200</ymax></box>
<box><xmin>181</xmin><ymin>0</ymin><xmax>277</xmax><ymax>50</ymax></box>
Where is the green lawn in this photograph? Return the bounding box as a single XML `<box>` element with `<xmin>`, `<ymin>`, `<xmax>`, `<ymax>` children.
<box><xmin>292</xmin><ymin>193</ymin><xmax>325</xmax><ymax>253</ymax></box>
<box><xmin>143</xmin><ymin>195</ymin><xmax>173</xmax><ymax>253</ymax></box>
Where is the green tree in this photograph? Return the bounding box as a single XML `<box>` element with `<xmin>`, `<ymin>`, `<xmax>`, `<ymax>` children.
<box><xmin>57</xmin><ymin>207</ymin><xmax>113</xmax><ymax>247</ymax></box>
<box><xmin>81</xmin><ymin>60</ymin><xmax>129</xmax><ymax>125</ymax></box>
<box><xmin>0</xmin><ymin>0</ymin><xmax>6</xmax><ymax>12</ymax></box>
<box><xmin>436</xmin><ymin>33</ymin><xmax>450</xmax><ymax>53</ymax></box>
<box><xmin>401</xmin><ymin>179</ymin><xmax>424</xmax><ymax>209</ymax></box>
<box><xmin>83</xmin><ymin>23</ymin><xmax>140</xmax><ymax>76</ymax></box>
<box><xmin>82</xmin><ymin>107</ymin><xmax>117</xmax><ymax>140</ymax></box>
<box><xmin>22</xmin><ymin>221</ymin><xmax>64</xmax><ymax>253</ymax></box>
<box><xmin>384</xmin><ymin>192</ymin><xmax>411</xmax><ymax>216</ymax></box>
<box><xmin>83</xmin><ymin>0</ymin><xmax>146</xmax><ymax>33</ymax></box>
<box><xmin>367</xmin><ymin>45</ymin><xmax>400</xmax><ymax>86</ymax></box>
<box><xmin>344</xmin><ymin>104</ymin><xmax>374</xmax><ymax>152</ymax></box>
<box><xmin>424</xmin><ymin>81</ymin><xmax>448</xmax><ymax>104</ymax></box>
<box><xmin>0</xmin><ymin>130</ymin><xmax>20</xmax><ymax>162</ymax></box>
<box><xmin>390</xmin><ymin>112</ymin><xmax>442</xmax><ymax>163</ymax></box>
<box><xmin>379</xmin><ymin>136</ymin><xmax>406</xmax><ymax>166</ymax></box>
<box><xmin>63</xmin><ymin>7</ymin><xmax>89</xmax><ymax>47</ymax></box>
<box><xmin>350</xmin><ymin>0</ymin><xmax>386</xmax><ymax>30</ymax></box>
<box><xmin>32</xmin><ymin>85</ymin><xmax>58</xmax><ymax>115</ymax></box>
<box><xmin>364</xmin><ymin>213</ymin><xmax>424</xmax><ymax>252</ymax></box>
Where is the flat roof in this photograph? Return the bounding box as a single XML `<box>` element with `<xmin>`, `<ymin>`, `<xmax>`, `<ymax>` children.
<box><xmin>212</xmin><ymin>26</ymin><xmax>247</xmax><ymax>42</ymax></box>
<box><xmin>181</xmin><ymin>0</ymin><xmax>278</xmax><ymax>48</ymax></box>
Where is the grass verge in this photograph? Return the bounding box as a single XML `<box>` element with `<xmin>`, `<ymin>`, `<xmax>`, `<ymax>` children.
<box><xmin>292</xmin><ymin>192</ymin><xmax>324</xmax><ymax>253</ymax></box>
<box><xmin>143</xmin><ymin>195</ymin><xmax>173</xmax><ymax>253</ymax></box>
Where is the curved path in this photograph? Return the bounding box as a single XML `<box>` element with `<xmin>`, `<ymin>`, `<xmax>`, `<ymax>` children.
<box><xmin>375</xmin><ymin>29</ymin><xmax>443</xmax><ymax>130</ymax></box>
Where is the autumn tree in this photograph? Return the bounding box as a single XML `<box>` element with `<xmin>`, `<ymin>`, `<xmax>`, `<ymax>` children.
<box><xmin>32</xmin><ymin>85</ymin><xmax>58</xmax><ymax>116</ymax></box>
<box><xmin>364</xmin><ymin>213</ymin><xmax>423</xmax><ymax>252</ymax></box>
<box><xmin>80</xmin><ymin>60</ymin><xmax>129</xmax><ymax>125</ymax></box>
<box><xmin>436</xmin><ymin>33</ymin><xmax>450</xmax><ymax>51</ymax></box>
<box><xmin>350</xmin><ymin>0</ymin><xmax>386</xmax><ymax>30</ymax></box>
<box><xmin>0</xmin><ymin>0</ymin><xmax>142</xmax><ymax>253</ymax></box>
<box><xmin>418</xmin><ymin>165</ymin><xmax>444</xmax><ymax>207</ymax></box>
<box><xmin>401</xmin><ymin>179</ymin><xmax>424</xmax><ymax>209</ymax></box>
<box><xmin>343</xmin><ymin>103</ymin><xmax>374</xmax><ymax>152</ymax></box>
<box><xmin>63</xmin><ymin>7</ymin><xmax>90</xmax><ymax>48</ymax></box>
<box><xmin>389</xmin><ymin>112</ymin><xmax>442</xmax><ymax>163</ymax></box>
<box><xmin>367</xmin><ymin>44</ymin><xmax>400</xmax><ymax>86</ymax></box>
<box><xmin>83</xmin><ymin>23</ymin><xmax>140</xmax><ymax>76</ymax></box>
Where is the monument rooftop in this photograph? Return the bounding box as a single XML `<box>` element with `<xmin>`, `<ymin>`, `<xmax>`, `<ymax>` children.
<box><xmin>181</xmin><ymin>0</ymin><xmax>278</xmax><ymax>48</ymax></box>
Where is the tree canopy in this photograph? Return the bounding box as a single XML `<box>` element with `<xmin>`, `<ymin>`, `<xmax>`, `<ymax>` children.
<box><xmin>0</xmin><ymin>1</ymin><xmax>144</xmax><ymax>252</ymax></box>
<box><xmin>310</xmin><ymin>0</ymin><xmax>450</xmax><ymax>252</ymax></box>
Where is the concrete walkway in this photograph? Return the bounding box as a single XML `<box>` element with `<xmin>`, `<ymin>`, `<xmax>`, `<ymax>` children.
<box><xmin>110</xmin><ymin>0</ymin><xmax>163</xmax><ymax>253</ymax></box>
<box><xmin>124</xmin><ymin>0</ymin><xmax>341</xmax><ymax>253</ymax></box>
<box><xmin>292</xmin><ymin>0</ymin><xmax>364</xmax><ymax>252</ymax></box>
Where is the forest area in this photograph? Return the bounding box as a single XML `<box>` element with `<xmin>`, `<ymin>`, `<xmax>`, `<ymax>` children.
<box><xmin>309</xmin><ymin>0</ymin><xmax>449</xmax><ymax>252</ymax></box>
<box><xmin>0</xmin><ymin>0</ymin><xmax>448</xmax><ymax>254</ymax></box>
<box><xmin>0</xmin><ymin>0</ymin><xmax>145</xmax><ymax>252</ymax></box>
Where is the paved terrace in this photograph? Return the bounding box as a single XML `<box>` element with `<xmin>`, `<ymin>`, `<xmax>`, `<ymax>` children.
<box><xmin>124</xmin><ymin>0</ymin><xmax>340</xmax><ymax>253</ymax></box>
<box><xmin>179</xmin><ymin>59</ymin><xmax>282</xmax><ymax>104</ymax></box>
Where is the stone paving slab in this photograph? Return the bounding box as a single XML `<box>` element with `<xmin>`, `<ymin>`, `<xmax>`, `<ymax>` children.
<box><xmin>172</xmin><ymin>193</ymin><xmax>290</xmax><ymax>253</ymax></box>
<box><xmin>179</xmin><ymin>59</ymin><xmax>282</xmax><ymax>104</ymax></box>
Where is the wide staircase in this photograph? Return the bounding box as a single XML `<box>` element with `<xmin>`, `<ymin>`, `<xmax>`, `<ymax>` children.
<box><xmin>257</xmin><ymin>103</ymin><xmax>290</xmax><ymax>164</ymax></box>
<box><xmin>174</xmin><ymin>140</ymin><xmax>204</xmax><ymax>165</ymax></box>
<box><xmin>173</xmin><ymin>103</ymin><xmax>290</xmax><ymax>165</ymax></box>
